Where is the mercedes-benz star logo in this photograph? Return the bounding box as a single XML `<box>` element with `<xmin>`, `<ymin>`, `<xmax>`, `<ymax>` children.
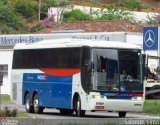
<box><xmin>144</xmin><ymin>30</ymin><xmax>155</xmax><ymax>47</ymax></box>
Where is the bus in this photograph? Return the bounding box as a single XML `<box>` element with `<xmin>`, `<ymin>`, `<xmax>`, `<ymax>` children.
<box><xmin>11</xmin><ymin>39</ymin><xmax>144</xmax><ymax>117</ymax></box>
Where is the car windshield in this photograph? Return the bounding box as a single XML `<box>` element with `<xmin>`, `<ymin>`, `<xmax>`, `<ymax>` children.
<box><xmin>91</xmin><ymin>48</ymin><xmax>143</xmax><ymax>92</ymax></box>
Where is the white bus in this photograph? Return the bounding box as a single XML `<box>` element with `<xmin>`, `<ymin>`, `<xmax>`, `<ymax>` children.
<box><xmin>11</xmin><ymin>39</ymin><xmax>144</xmax><ymax>117</ymax></box>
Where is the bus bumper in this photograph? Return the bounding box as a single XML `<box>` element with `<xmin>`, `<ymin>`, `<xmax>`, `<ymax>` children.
<box><xmin>89</xmin><ymin>99</ymin><xmax>144</xmax><ymax>112</ymax></box>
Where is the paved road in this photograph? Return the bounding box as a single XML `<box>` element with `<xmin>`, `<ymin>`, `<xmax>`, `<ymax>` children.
<box><xmin>1</xmin><ymin>103</ymin><xmax>160</xmax><ymax>125</ymax></box>
<box><xmin>30</xmin><ymin>108</ymin><xmax>160</xmax><ymax>119</ymax></box>
<box><xmin>1</xmin><ymin>103</ymin><xmax>160</xmax><ymax>119</ymax></box>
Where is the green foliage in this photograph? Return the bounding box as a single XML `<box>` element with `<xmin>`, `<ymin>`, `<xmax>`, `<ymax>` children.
<box><xmin>62</xmin><ymin>8</ymin><xmax>133</xmax><ymax>22</ymax></box>
<box><xmin>0</xmin><ymin>0</ymin><xmax>11</xmax><ymax>5</ymax></box>
<box><xmin>0</xmin><ymin>110</ymin><xmax>5</xmax><ymax>117</ymax></box>
<box><xmin>15</xmin><ymin>0</ymin><xmax>38</xmax><ymax>20</ymax></box>
<box><xmin>0</xmin><ymin>105</ymin><xmax>29</xmax><ymax>118</ymax></box>
<box><xmin>16</xmin><ymin>112</ymin><xmax>31</xmax><ymax>118</ymax></box>
<box><xmin>93</xmin><ymin>7</ymin><xmax>134</xmax><ymax>21</ymax></box>
<box><xmin>0</xmin><ymin>107</ymin><xmax>17</xmax><ymax>117</ymax></box>
<box><xmin>110</xmin><ymin>0</ymin><xmax>152</xmax><ymax>11</ymax></box>
<box><xmin>29</xmin><ymin>23</ymin><xmax>46</xmax><ymax>32</ymax></box>
<box><xmin>0</xmin><ymin>3</ymin><xmax>27</xmax><ymax>34</ymax></box>
<box><xmin>146</xmin><ymin>14</ymin><xmax>160</xmax><ymax>24</ymax></box>
<box><xmin>0</xmin><ymin>0</ymin><xmax>70</xmax><ymax>34</ymax></box>
<box><xmin>143</xmin><ymin>100</ymin><xmax>160</xmax><ymax>114</ymax></box>
<box><xmin>120</xmin><ymin>0</ymin><xmax>142</xmax><ymax>10</ymax></box>
<box><xmin>44</xmin><ymin>0</ymin><xmax>58</xmax><ymax>7</ymax></box>
<box><xmin>62</xmin><ymin>9</ymin><xmax>93</xmax><ymax>22</ymax></box>
<box><xmin>155</xmin><ymin>0</ymin><xmax>160</xmax><ymax>2</ymax></box>
<box><xmin>88</xmin><ymin>1</ymin><xmax>149</xmax><ymax>21</ymax></box>
<box><xmin>40</xmin><ymin>2</ymin><xmax>48</xmax><ymax>19</ymax></box>
<box><xmin>56</xmin><ymin>0</ymin><xmax>70</xmax><ymax>6</ymax></box>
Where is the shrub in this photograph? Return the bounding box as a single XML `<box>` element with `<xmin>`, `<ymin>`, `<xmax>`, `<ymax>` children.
<box><xmin>0</xmin><ymin>110</ymin><xmax>5</xmax><ymax>117</ymax></box>
<box><xmin>4</xmin><ymin>107</ymin><xmax>17</xmax><ymax>117</ymax></box>
<box><xmin>14</xmin><ymin>0</ymin><xmax>63</xmax><ymax>20</ymax></box>
<box><xmin>11</xmin><ymin>109</ymin><xmax>17</xmax><ymax>117</ymax></box>
<box><xmin>40</xmin><ymin>2</ymin><xmax>48</xmax><ymax>20</ymax></box>
<box><xmin>0</xmin><ymin>4</ymin><xmax>26</xmax><ymax>31</ymax></box>
<box><xmin>122</xmin><ymin>0</ymin><xmax>142</xmax><ymax>10</ymax></box>
<box><xmin>95</xmin><ymin>7</ymin><xmax>134</xmax><ymax>21</ymax></box>
<box><xmin>146</xmin><ymin>14</ymin><xmax>160</xmax><ymax>24</ymax></box>
<box><xmin>29</xmin><ymin>22</ymin><xmax>46</xmax><ymax>32</ymax></box>
<box><xmin>111</xmin><ymin>0</ymin><xmax>144</xmax><ymax>11</ymax></box>
<box><xmin>62</xmin><ymin>9</ymin><xmax>93</xmax><ymax>22</ymax></box>
<box><xmin>0</xmin><ymin>107</ymin><xmax>17</xmax><ymax>117</ymax></box>
<box><xmin>15</xmin><ymin>0</ymin><xmax>38</xmax><ymax>20</ymax></box>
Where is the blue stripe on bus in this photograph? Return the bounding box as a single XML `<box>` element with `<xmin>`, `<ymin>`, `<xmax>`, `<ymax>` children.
<box><xmin>22</xmin><ymin>73</ymin><xmax>72</xmax><ymax>109</ymax></box>
<box><xmin>100</xmin><ymin>92</ymin><xmax>143</xmax><ymax>99</ymax></box>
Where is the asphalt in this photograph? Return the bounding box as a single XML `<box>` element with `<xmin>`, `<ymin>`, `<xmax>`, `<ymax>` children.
<box><xmin>1</xmin><ymin>103</ymin><xmax>160</xmax><ymax>125</ymax></box>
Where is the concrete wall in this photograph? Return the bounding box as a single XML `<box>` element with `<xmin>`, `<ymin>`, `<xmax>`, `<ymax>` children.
<box><xmin>0</xmin><ymin>49</ymin><xmax>13</xmax><ymax>95</ymax></box>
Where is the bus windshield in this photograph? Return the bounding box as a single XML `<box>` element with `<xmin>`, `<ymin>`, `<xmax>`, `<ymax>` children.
<box><xmin>92</xmin><ymin>48</ymin><xmax>143</xmax><ymax>92</ymax></box>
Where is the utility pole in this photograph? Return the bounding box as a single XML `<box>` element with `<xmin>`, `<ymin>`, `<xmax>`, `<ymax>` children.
<box><xmin>38</xmin><ymin>0</ymin><xmax>41</xmax><ymax>21</ymax></box>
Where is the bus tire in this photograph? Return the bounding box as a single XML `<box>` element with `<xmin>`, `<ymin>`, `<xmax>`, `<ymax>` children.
<box><xmin>75</xmin><ymin>97</ymin><xmax>85</xmax><ymax>117</ymax></box>
<box><xmin>25</xmin><ymin>93</ymin><xmax>33</xmax><ymax>113</ymax></box>
<box><xmin>33</xmin><ymin>94</ymin><xmax>44</xmax><ymax>114</ymax></box>
<box><xmin>118</xmin><ymin>111</ymin><xmax>126</xmax><ymax>118</ymax></box>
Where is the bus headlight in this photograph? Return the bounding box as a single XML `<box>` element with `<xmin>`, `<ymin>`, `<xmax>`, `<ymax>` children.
<box><xmin>92</xmin><ymin>95</ymin><xmax>105</xmax><ymax>99</ymax></box>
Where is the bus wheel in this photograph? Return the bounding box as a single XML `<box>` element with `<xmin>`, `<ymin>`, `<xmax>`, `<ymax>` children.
<box><xmin>118</xmin><ymin>112</ymin><xmax>126</xmax><ymax>118</ymax></box>
<box><xmin>25</xmin><ymin>93</ymin><xmax>33</xmax><ymax>113</ymax></box>
<box><xmin>33</xmin><ymin>94</ymin><xmax>44</xmax><ymax>114</ymax></box>
<box><xmin>75</xmin><ymin>97</ymin><xmax>85</xmax><ymax>117</ymax></box>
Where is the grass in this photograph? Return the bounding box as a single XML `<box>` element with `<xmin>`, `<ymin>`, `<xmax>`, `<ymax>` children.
<box><xmin>0</xmin><ymin>95</ymin><xmax>30</xmax><ymax>118</ymax></box>
<box><xmin>143</xmin><ymin>99</ymin><xmax>160</xmax><ymax>115</ymax></box>
<box><xmin>0</xmin><ymin>110</ymin><xmax>31</xmax><ymax>118</ymax></box>
<box><xmin>0</xmin><ymin>94</ymin><xmax>12</xmax><ymax>104</ymax></box>
<box><xmin>16</xmin><ymin>112</ymin><xmax>31</xmax><ymax>118</ymax></box>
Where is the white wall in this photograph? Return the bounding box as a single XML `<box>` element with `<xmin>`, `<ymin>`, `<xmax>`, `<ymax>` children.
<box><xmin>0</xmin><ymin>49</ymin><xmax>13</xmax><ymax>95</ymax></box>
<box><xmin>126</xmin><ymin>33</ymin><xmax>143</xmax><ymax>48</ymax></box>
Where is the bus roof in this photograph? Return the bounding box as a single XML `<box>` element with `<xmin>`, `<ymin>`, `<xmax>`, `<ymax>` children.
<box><xmin>13</xmin><ymin>38</ymin><xmax>141</xmax><ymax>50</ymax></box>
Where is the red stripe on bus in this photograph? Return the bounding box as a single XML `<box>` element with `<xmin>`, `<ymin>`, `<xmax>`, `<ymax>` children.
<box><xmin>129</xmin><ymin>93</ymin><xmax>143</xmax><ymax>97</ymax></box>
<box><xmin>40</xmin><ymin>69</ymin><xmax>80</xmax><ymax>76</ymax></box>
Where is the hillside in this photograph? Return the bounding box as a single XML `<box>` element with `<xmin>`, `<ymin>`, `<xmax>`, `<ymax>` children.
<box><xmin>0</xmin><ymin>0</ymin><xmax>159</xmax><ymax>34</ymax></box>
<box><xmin>36</xmin><ymin>0</ymin><xmax>160</xmax><ymax>33</ymax></box>
<box><xmin>73</xmin><ymin>0</ymin><xmax>160</xmax><ymax>12</ymax></box>
<box><xmin>141</xmin><ymin>0</ymin><xmax>160</xmax><ymax>9</ymax></box>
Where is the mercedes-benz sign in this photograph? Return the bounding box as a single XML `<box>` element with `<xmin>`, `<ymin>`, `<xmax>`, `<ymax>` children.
<box><xmin>143</xmin><ymin>27</ymin><xmax>158</xmax><ymax>50</ymax></box>
<box><xmin>144</xmin><ymin>30</ymin><xmax>155</xmax><ymax>47</ymax></box>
